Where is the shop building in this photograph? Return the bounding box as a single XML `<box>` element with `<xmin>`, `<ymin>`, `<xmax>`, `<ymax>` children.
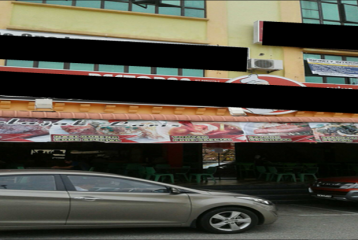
<box><xmin>0</xmin><ymin>0</ymin><xmax>358</xmax><ymax>185</ymax></box>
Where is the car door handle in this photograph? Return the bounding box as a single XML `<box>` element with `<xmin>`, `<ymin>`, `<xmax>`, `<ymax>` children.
<box><xmin>73</xmin><ymin>197</ymin><xmax>100</xmax><ymax>201</ymax></box>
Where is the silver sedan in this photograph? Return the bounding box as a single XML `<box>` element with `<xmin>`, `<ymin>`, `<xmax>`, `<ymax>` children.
<box><xmin>0</xmin><ymin>169</ymin><xmax>278</xmax><ymax>234</ymax></box>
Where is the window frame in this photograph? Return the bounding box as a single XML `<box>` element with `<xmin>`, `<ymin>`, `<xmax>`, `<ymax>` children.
<box><xmin>16</xmin><ymin>0</ymin><xmax>206</xmax><ymax>18</ymax></box>
<box><xmin>301</xmin><ymin>0</ymin><xmax>358</xmax><ymax>25</ymax></box>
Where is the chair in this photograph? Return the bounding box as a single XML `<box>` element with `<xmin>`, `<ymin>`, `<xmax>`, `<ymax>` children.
<box><xmin>298</xmin><ymin>167</ymin><xmax>318</xmax><ymax>182</ymax></box>
<box><xmin>267</xmin><ymin>167</ymin><xmax>296</xmax><ymax>182</ymax></box>
<box><xmin>189</xmin><ymin>167</ymin><xmax>217</xmax><ymax>184</ymax></box>
<box><xmin>145</xmin><ymin>167</ymin><xmax>174</xmax><ymax>183</ymax></box>
<box><xmin>256</xmin><ymin>166</ymin><xmax>272</xmax><ymax>181</ymax></box>
<box><xmin>174</xmin><ymin>166</ymin><xmax>191</xmax><ymax>182</ymax></box>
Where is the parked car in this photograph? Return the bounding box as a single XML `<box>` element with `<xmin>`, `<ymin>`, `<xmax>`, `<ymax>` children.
<box><xmin>0</xmin><ymin>169</ymin><xmax>278</xmax><ymax>234</ymax></box>
<box><xmin>309</xmin><ymin>176</ymin><xmax>358</xmax><ymax>202</ymax></box>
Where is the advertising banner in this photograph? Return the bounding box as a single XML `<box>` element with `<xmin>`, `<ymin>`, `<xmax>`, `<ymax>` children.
<box><xmin>1</xmin><ymin>117</ymin><xmax>358</xmax><ymax>144</ymax></box>
<box><xmin>309</xmin><ymin>123</ymin><xmax>358</xmax><ymax>143</ymax></box>
<box><xmin>241</xmin><ymin>122</ymin><xmax>315</xmax><ymax>142</ymax></box>
<box><xmin>307</xmin><ymin>58</ymin><xmax>358</xmax><ymax>78</ymax></box>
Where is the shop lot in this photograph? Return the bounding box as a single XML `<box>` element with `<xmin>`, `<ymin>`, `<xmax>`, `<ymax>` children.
<box><xmin>2</xmin><ymin>201</ymin><xmax>358</xmax><ymax>239</ymax></box>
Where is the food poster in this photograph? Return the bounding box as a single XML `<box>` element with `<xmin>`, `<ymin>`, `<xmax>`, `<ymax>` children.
<box><xmin>0</xmin><ymin>118</ymin><xmax>246</xmax><ymax>143</ymax></box>
<box><xmin>240</xmin><ymin>122</ymin><xmax>316</xmax><ymax>142</ymax></box>
<box><xmin>168</xmin><ymin>122</ymin><xmax>247</xmax><ymax>143</ymax></box>
<box><xmin>309</xmin><ymin>123</ymin><xmax>358</xmax><ymax>143</ymax></box>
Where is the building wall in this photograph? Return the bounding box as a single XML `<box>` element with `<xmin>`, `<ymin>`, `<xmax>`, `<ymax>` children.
<box><xmin>226</xmin><ymin>0</ymin><xmax>284</xmax><ymax>79</ymax></box>
<box><xmin>0</xmin><ymin>1</ymin><xmax>13</xmax><ymax>66</ymax></box>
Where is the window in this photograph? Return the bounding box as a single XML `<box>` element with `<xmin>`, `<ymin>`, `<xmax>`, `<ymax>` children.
<box><xmin>5</xmin><ymin>60</ymin><xmax>205</xmax><ymax>77</ymax></box>
<box><xmin>0</xmin><ymin>175</ymin><xmax>56</xmax><ymax>191</ymax></box>
<box><xmin>15</xmin><ymin>0</ymin><xmax>206</xmax><ymax>18</ymax></box>
<box><xmin>301</xmin><ymin>0</ymin><xmax>358</xmax><ymax>25</ymax></box>
<box><xmin>303</xmin><ymin>53</ymin><xmax>358</xmax><ymax>84</ymax></box>
<box><xmin>67</xmin><ymin>175</ymin><xmax>169</xmax><ymax>193</ymax></box>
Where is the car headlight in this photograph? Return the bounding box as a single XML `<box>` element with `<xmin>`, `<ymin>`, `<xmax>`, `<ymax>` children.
<box><xmin>340</xmin><ymin>183</ymin><xmax>358</xmax><ymax>189</ymax></box>
<box><xmin>236</xmin><ymin>197</ymin><xmax>273</xmax><ymax>205</ymax></box>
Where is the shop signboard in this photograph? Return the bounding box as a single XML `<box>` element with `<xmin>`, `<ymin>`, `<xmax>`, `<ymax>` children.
<box><xmin>0</xmin><ymin>117</ymin><xmax>357</xmax><ymax>144</ymax></box>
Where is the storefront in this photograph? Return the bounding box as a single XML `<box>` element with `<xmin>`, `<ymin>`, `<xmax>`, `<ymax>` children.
<box><xmin>1</xmin><ymin>66</ymin><xmax>358</xmax><ymax>184</ymax></box>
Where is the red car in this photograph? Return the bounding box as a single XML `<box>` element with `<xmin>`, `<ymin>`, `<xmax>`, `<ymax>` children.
<box><xmin>309</xmin><ymin>176</ymin><xmax>358</xmax><ymax>202</ymax></box>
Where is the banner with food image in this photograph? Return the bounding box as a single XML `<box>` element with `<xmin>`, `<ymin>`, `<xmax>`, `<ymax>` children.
<box><xmin>309</xmin><ymin>123</ymin><xmax>358</xmax><ymax>143</ymax></box>
<box><xmin>241</xmin><ymin>122</ymin><xmax>316</xmax><ymax>142</ymax></box>
<box><xmin>1</xmin><ymin>118</ymin><xmax>358</xmax><ymax>144</ymax></box>
<box><xmin>168</xmin><ymin>122</ymin><xmax>246</xmax><ymax>142</ymax></box>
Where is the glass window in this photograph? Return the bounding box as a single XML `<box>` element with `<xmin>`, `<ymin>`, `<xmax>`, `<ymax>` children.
<box><xmin>156</xmin><ymin>67</ymin><xmax>179</xmax><ymax>76</ymax></box>
<box><xmin>326</xmin><ymin>77</ymin><xmax>346</xmax><ymax>84</ymax></box>
<box><xmin>46</xmin><ymin>0</ymin><xmax>72</xmax><ymax>6</ymax></box>
<box><xmin>0</xmin><ymin>175</ymin><xmax>56</xmax><ymax>191</ymax></box>
<box><xmin>321</xmin><ymin>3</ymin><xmax>340</xmax><ymax>21</ymax></box>
<box><xmin>162</xmin><ymin>0</ymin><xmax>181</xmax><ymax>7</ymax></box>
<box><xmin>184</xmin><ymin>8</ymin><xmax>205</xmax><ymax>18</ymax></box>
<box><xmin>38</xmin><ymin>61</ymin><xmax>65</xmax><ymax>69</ymax></box>
<box><xmin>343</xmin><ymin>4</ymin><xmax>358</xmax><ymax>23</ymax></box>
<box><xmin>19</xmin><ymin>0</ymin><xmax>43</xmax><ymax>3</ymax></box>
<box><xmin>301</xmin><ymin>1</ymin><xmax>319</xmax><ymax>10</ymax></box>
<box><xmin>5</xmin><ymin>59</ymin><xmax>34</xmax><ymax>68</ymax></box>
<box><xmin>324</xmin><ymin>55</ymin><xmax>343</xmax><ymax>60</ymax></box>
<box><xmin>182</xmin><ymin>68</ymin><xmax>204</xmax><ymax>77</ymax></box>
<box><xmin>184</xmin><ymin>0</ymin><xmax>204</xmax><ymax>8</ymax></box>
<box><xmin>303</xmin><ymin>53</ymin><xmax>321</xmax><ymax>60</ymax></box>
<box><xmin>322</xmin><ymin>0</ymin><xmax>338</xmax><ymax>2</ymax></box>
<box><xmin>344</xmin><ymin>23</ymin><xmax>358</xmax><ymax>26</ymax></box>
<box><xmin>302</xmin><ymin>9</ymin><xmax>320</xmax><ymax>19</ymax></box>
<box><xmin>128</xmin><ymin>66</ymin><xmax>151</xmax><ymax>74</ymax></box>
<box><xmin>69</xmin><ymin>63</ymin><xmax>95</xmax><ymax>71</ymax></box>
<box><xmin>67</xmin><ymin>175</ymin><xmax>169</xmax><ymax>193</ymax></box>
<box><xmin>342</xmin><ymin>0</ymin><xmax>358</xmax><ymax>4</ymax></box>
<box><xmin>98</xmin><ymin>64</ymin><xmax>125</xmax><ymax>73</ymax></box>
<box><xmin>305</xmin><ymin>76</ymin><xmax>324</xmax><ymax>83</ymax></box>
<box><xmin>346</xmin><ymin>57</ymin><xmax>358</xmax><ymax>62</ymax></box>
<box><xmin>349</xmin><ymin>78</ymin><xmax>358</xmax><ymax>85</ymax></box>
<box><xmin>104</xmin><ymin>0</ymin><xmax>129</xmax><ymax>11</ymax></box>
<box><xmin>303</xmin><ymin>19</ymin><xmax>321</xmax><ymax>24</ymax></box>
<box><xmin>75</xmin><ymin>0</ymin><xmax>102</xmax><ymax>8</ymax></box>
<box><xmin>158</xmin><ymin>6</ymin><xmax>181</xmax><ymax>16</ymax></box>
<box><xmin>131</xmin><ymin>3</ymin><xmax>156</xmax><ymax>14</ymax></box>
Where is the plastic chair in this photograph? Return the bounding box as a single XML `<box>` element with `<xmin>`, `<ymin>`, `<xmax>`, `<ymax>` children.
<box><xmin>256</xmin><ymin>166</ymin><xmax>272</xmax><ymax>181</ymax></box>
<box><xmin>174</xmin><ymin>166</ymin><xmax>191</xmax><ymax>182</ymax></box>
<box><xmin>189</xmin><ymin>167</ymin><xmax>217</xmax><ymax>184</ymax></box>
<box><xmin>145</xmin><ymin>167</ymin><xmax>174</xmax><ymax>183</ymax></box>
<box><xmin>298</xmin><ymin>167</ymin><xmax>318</xmax><ymax>182</ymax></box>
<box><xmin>267</xmin><ymin>166</ymin><xmax>296</xmax><ymax>182</ymax></box>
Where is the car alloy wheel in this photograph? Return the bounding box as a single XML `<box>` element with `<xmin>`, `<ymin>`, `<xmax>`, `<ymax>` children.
<box><xmin>199</xmin><ymin>207</ymin><xmax>258</xmax><ymax>234</ymax></box>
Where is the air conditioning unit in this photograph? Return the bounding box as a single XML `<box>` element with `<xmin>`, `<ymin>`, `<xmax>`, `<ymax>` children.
<box><xmin>247</xmin><ymin>59</ymin><xmax>283</xmax><ymax>71</ymax></box>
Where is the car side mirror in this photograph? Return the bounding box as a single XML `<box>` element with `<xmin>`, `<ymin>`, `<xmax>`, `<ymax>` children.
<box><xmin>170</xmin><ymin>187</ymin><xmax>181</xmax><ymax>194</ymax></box>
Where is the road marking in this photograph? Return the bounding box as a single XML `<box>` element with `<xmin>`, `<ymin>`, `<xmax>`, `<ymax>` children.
<box><xmin>289</xmin><ymin>204</ymin><xmax>358</xmax><ymax>215</ymax></box>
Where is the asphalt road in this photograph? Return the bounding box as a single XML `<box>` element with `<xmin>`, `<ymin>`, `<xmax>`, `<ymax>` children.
<box><xmin>1</xmin><ymin>200</ymin><xmax>358</xmax><ymax>239</ymax></box>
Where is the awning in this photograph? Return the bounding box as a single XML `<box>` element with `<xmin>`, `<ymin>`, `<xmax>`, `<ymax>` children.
<box><xmin>1</xmin><ymin>116</ymin><xmax>358</xmax><ymax>143</ymax></box>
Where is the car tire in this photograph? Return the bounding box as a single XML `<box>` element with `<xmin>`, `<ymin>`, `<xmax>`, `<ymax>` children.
<box><xmin>198</xmin><ymin>207</ymin><xmax>258</xmax><ymax>234</ymax></box>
